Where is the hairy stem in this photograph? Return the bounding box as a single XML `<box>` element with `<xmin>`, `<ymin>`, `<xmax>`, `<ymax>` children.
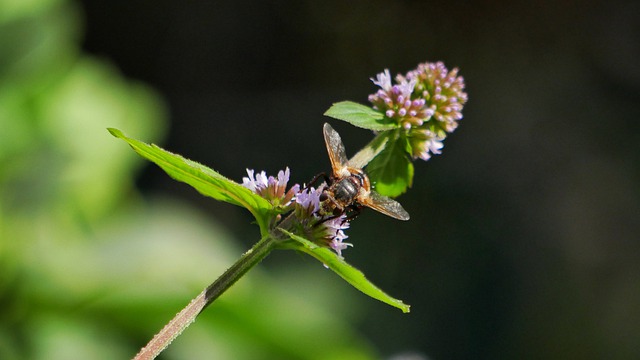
<box><xmin>132</xmin><ymin>235</ymin><xmax>277</xmax><ymax>360</ymax></box>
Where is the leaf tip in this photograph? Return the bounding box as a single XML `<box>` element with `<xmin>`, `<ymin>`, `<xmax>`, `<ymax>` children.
<box><xmin>107</xmin><ymin>127</ymin><xmax>123</xmax><ymax>138</ymax></box>
<box><xmin>400</xmin><ymin>303</ymin><xmax>411</xmax><ymax>313</ymax></box>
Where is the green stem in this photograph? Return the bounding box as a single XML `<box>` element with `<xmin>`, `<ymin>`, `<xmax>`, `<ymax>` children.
<box><xmin>132</xmin><ymin>235</ymin><xmax>277</xmax><ymax>360</ymax></box>
<box><xmin>203</xmin><ymin>235</ymin><xmax>277</xmax><ymax>305</ymax></box>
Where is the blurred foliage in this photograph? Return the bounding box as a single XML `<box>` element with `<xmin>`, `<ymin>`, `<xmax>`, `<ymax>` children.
<box><xmin>0</xmin><ymin>1</ymin><xmax>378</xmax><ymax>359</ymax></box>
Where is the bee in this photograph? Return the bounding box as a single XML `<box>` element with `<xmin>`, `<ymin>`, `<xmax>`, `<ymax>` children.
<box><xmin>314</xmin><ymin>123</ymin><xmax>410</xmax><ymax>221</ymax></box>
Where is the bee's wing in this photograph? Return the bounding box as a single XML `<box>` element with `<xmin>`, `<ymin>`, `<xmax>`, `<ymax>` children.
<box><xmin>323</xmin><ymin>123</ymin><xmax>349</xmax><ymax>176</ymax></box>
<box><xmin>362</xmin><ymin>191</ymin><xmax>410</xmax><ymax>221</ymax></box>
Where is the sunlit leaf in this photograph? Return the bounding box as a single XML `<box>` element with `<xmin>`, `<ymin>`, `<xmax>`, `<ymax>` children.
<box><xmin>108</xmin><ymin>128</ymin><xmax>273</xmax><ymax>230</ymax></box>
<box><xmin>365</xmin><ymin>132</ymin><xmax>413</xmax><ymax>197</ymax></box>
<box><xmin>279</xmin><ymin>229</ymin><xmax>411</xmax><ymax>313</ymax></box>
<box><xmin>348</xmin><ymin>131</ymin><xmax>389</xmax><ymax>169</ymax></box>
<box><xmin>324</xmin><ymin>101</ymin><xmax>397</xmax><ymax>131</ymax></box>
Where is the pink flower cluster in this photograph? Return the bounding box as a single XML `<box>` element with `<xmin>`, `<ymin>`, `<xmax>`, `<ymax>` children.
<box><xmin>368</xmin><ymin>61</ymin><xmax>467</xmax><ymax>161</ymax></box>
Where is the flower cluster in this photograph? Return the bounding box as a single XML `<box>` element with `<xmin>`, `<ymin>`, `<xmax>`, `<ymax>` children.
<box><xmin>405</xmin><ymin>62</ymin><xmax>467</xmax><ymax>132</ymax></box>
<box><xmin>242</xmin><ymin>169</ymin><xmax>351</xmax><ymax>256</ymax></box>
<box><xmin>295</xmin><ymin>186</ymin><xmax>351</xmax><ymax>256</ymax></box>
<box><xmin>369</xmin><ymin>69</ymin><xmax>432</xmax><ymax>131</ymax></box>
<box><xmin>242</xmin><ymin>168</ymin><xmax>299</xmax><ymax>208</ymax></box>
<box><xmin>368</xmin><ymin>61</ymin><xmax>467</xmax><ymax>161</ymax></box>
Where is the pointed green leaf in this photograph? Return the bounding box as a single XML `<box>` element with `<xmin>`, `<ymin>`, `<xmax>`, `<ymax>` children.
<box><xmin>324</xmin><ymin>101</ymin><xmax>397</xmax><ymax>131</ymax></box>
<box><xmin>108</xmin><ymin>128</ymin><xmax>273</xmax><ymax>229</ymax></box>
<box><xmin>278</xmin><ymin>229</ymin><xmax>410</xmax><ymax>313</ymax></box>
<box><xmin>366</xmin><ymin>132</ymin><xmax>414</xmax><ymax>197</ymax></box>
<box><xmin>348</xmin><ymin>131</ymin><xmax>389</xmax><ymax>169</ymax></box>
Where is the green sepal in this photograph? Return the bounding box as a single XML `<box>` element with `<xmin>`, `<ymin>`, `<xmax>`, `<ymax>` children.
<box><xmin>278</xmin><ymin>229</ymin><xmax>411</xmax><ymax>313</ymax></box>
<box><xmin>108</xmin><ymin>128</ymin><xmax>274</xmax><ymax>231</ymax></box>
<box><xmin>324</xmin><ymin>101</ymin><xmax>397</xmax><ymax>131</ymax></box>
<box><xmin>365</xmin><ymin>131</ymin><xmax>414</xmax><ymax>197</ymax></box>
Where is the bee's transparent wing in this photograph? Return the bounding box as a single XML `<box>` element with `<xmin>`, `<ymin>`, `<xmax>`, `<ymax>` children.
<box><xmin>323</xmin><ymin>123</ymin><xmax>349</xmax><ymax>174</ymax></box>
<box><xmin>363</xmin><ymin>191</ymin><xmax>410</xmax><ymax>221</ymax></box>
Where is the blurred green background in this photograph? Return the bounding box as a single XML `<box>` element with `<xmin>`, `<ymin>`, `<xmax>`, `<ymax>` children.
<box><xmin>1</xmin><ymin>0</ymin><xmax>639</xmax><ymax>359</ymax></box>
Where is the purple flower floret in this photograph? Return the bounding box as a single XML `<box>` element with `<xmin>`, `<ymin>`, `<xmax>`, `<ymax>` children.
<box><xmin>368</xmin><ymin>75</ymin><xmax>425</xmax><ymax>130</ymax></box>
<box><xmin>368</xmin><ymin>61</ymin><xmax>467</xmax><ymax>161</ymax></box>
<box><xmin>294</xmin><ymin>185</ymin><xmax>323</xmax><ymax>213</ymax></box>
<box><xmin>409</xmin><ymin>129</ymin><xmax>445</xmax><ymax>161</ymax></box>
<box><xmin>242</xmin><ymin>167</ymin><xmax>299</xmax><ymax>207</ymax></box>
<box><xmin>322</xmin><ymin>216</ymin><xmax>352</xmax><ymax>256</ymax></box>
<box><xmin>370</xmin><ymin>69</ymin><xmax>392</xmax><ymax>91</ymax></box>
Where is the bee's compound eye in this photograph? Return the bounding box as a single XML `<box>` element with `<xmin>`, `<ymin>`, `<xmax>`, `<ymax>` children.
<box><xmin>319</xmin><ymin>193</ymin><xmax>328</xmax><ymax>201</ymax></box>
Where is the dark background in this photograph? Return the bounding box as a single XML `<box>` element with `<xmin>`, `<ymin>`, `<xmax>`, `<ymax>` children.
<box><xmin>80</xmin><ymin>1</ymin><xmax>640</xmax><ymax>359</ymax></box>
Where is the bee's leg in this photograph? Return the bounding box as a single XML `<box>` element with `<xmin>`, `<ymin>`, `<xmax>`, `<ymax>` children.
<box><xmin>344</xmin><ymin>204</ymin><xmax>363</xmax><ymax>222</ymax></box>
<box><xmin>315</xmin><ymin>214</ymin><xmax>339</xmax><ymax>226</ymax></box>
<box><xmin>316</xmin><ymin>203</ymin><xmax>360</xmax><ymax>228</ymax></box>
<box><xmin>314</xmin><ymin>205</ymin><xmax>359</xmax><ymax>240</ymax></box>
<box><xmin>315</xmin><ymin>214</ymin><xmax>345</xmax><ymax>241</ymax></box>
<box><xmin>304</xmin><ymin>172</ymin><xmax>331</xmax><ymax>190</ymax></box>
<box><xmin>314</xmin><ymin>197</ymin><xmax>344</xmax><ymax>227</ymax></box>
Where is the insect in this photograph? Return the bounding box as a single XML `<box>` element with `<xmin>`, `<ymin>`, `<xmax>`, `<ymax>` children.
<box><xmin>314</xmin><ymin>123</ymin><xmax>410</xmax><ymax>221</ymax></box>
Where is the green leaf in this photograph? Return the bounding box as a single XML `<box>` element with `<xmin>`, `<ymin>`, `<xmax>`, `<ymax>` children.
<box><xmin>366</xmin><ymin>132</ymin><xmax>414</xmax><ymax>197</ymax></box>
<box><xmin>348</xmin><ymin>131</ymin><xmax>389</xmax><ymax>169</ymax></box>
<box><xmin>324</xmin><ymin>101</ymin><xmax>397</xmax><ymax>131</ymax></box>
<box><xmin>108</xmin><ymin>128</ymin><xmax>273</xmax><ymax>230</ymax></box>
<box><xmin>278</xmin><ymin>229</ymin><xmax>411</xmax><ymax>313</ymax></box>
